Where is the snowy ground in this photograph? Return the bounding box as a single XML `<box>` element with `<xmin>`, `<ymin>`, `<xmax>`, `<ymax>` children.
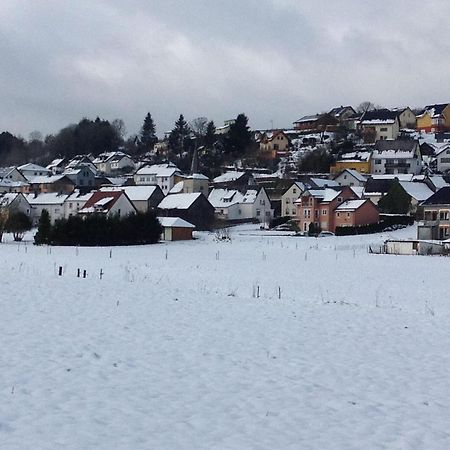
<box><xmin>2</xmin><ymin>225</ymin><xmax>450</xmax><ymax>449</ymax></box>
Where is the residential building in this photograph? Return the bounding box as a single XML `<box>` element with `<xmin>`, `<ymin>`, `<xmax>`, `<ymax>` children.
<box><xmin>334</xmin><ymin>200</ymin><xmax>379</xmax><ymax>229</ymax></box>
<box><xmin>329</xmin><ymin>106</ymin><xmax>356</xmax><ymax>124</ymax></box>
<box><xmin>416</xmin><ymin>104</ymin><xmax>450</xmax><ymax>133</ymax></box>
<box><xmin>78</xmin><ymin>191</ymin><xmax>137</xmax><ymax>218</ymax></box>
<box><xmin>25</xmin><ymin>192</ymin><xmax>69</xmax><ymax>224</ymax></box>
<box><xmin>211</xmin><ymin>171</ymin><xmax>256</xmax><ymax>190</ymax></box>
<box><xmin>64</xmin><ymin>190</ymin><xmax>93</xmax><ymax>218</ymax></box>
<box><xmin>169</xmin><ymin>174</ymin><xmax>210</xmax><ymax>195</ymax></box>
<box><xmin>370</xmin><ymin>140</ymin><xmax>422</xmax><ymax>175</ymax></box>
<box><xmin>158</xmin><ymin>217</ymin><xmax>195</xmax><ymax>241</ymax></box>
<box><xmin>17</xmin><ymin>163</ymin><xmax>51</xmax><ymax>180</ymax></box>
<box><xmin>100</xmin><ymin>185</ymin><xmax>164</xmax><ymax>213</ymax></box>
<box><xmin>63</xmin><ymin>166</ymin><xmax>96</xmax><ymax>189</ymax></box>
<box><xmin>330</xmin><ymin>151</ymin><xmax>372</xmax><ymax>174</ymax></box>
<box><xmin>293</xmin><ymin>113</ymin><xmax>338</xmax><ymax>132</ymax></box>
<box><xmin>295</xmin><ymin>186</ymin><xmax>357</xmax><ymax>233</ymax></box>
<box><xmin>359</xmin><ymin>109</ymin><xmax>400</xmax><ymax>142</ymax></box>
<box><xmin>281</xmin><ymin>182</ymin><xmax>305</xmax><ymax>217</ymax></box>
<box><xmin>333</xmin><ymin>169</ymin><xmax>367</xmax><ymax>187</ymax></box>
<box><xmin>0</xmin><ymin>192</ymin><xmax>31</xmax><ymax>217</ymax></box>
<box><xmin>24</xmin><ymin>175</ymin><xmax>76</xmax><ymax>195</ymax></box>
<box><xmin>256</xmin><ymin>130</ymin><xmax>291</xmax><ymax>159</ymax></box>
<box><xmin>157</xmin><ymin>193</ymin><xmax>215</xmax><ymax>230</ymax></box>
<box><xmin>418</xmin><ymin>186</ymin><xmax>450</xmax><ymax>240</ymax></box>
<box><xmin>134</xmin><ymin>163</ymin><xmax>181</xmax><ymax>195</ymax></box>
<box><xmin>434</xmin><ymin>145</ymin><xmax>450</xmax><ymax>173</ymax></box>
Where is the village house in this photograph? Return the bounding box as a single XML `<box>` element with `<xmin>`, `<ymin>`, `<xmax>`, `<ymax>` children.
<box><xmin>334</xmin><ymin>199</ymin><xmax>379</xmax><ymax>229</ymax></box>
<box><xmin>0</xmin><ymin>192</ymin><xmax>31</xmax><ymax>218</ymax></box>
<box><xmin>25</xmin><ymin>192</ymin><xmax>69</xmax><ymax>224</ymax></box>
<box><xmin>134</xmin><ymin>163</ymin><xmax>182</xmax><ymax>195</ymax></box>
<box><xmin>208</xmin><ymin>188</ymin><xmax>273</xmax><ymax>224</ymax></box>
<box><xmin>329</xmin><ymin>106</ymin><xmax>357</xmax><ymax>125</ymax></box>
<box><xmin>295</xmin><ymin>186</ymin><xmax>358</xmax><ymax>233</ymax></box>
<box><xmin>23</xmin><ymin>175</ymin><xmax>76</xmax><ymax>195</ymax></box>
<box><xmin>370</xmin><ymin>140</ymin><xmax>422</xmax><ymax>175</ymax></box>
<box><xmin>211</xmin><ymin>171</ymin><xmax>256</xmax><ymax>191</ymax></box>
<box><xmin>333</xmin><ymin>169</ymin><xmax>367</xmax><ymax>187</ymax></box>
<box><xmin>359</xmin><ymin>109</ymin><xmax>400</xmax><ymax>142</ymax></box>
<box><xmin>17</xmin><ymin>163</ymin><xmax>51</xmax><ymax>180</ymax></box>
<box><xmin>46</xmin><ymin>158</ymin><xmax>67</xmax><ymax>175</ymax></box>
<box><xmin>100</xmin><ymin>185</ymin><xmax>164</xmax><ymax>213</ymax></box>
<box><xmin>397</xmin><ymin>181</ymin><xmax>434</xmax><ymax>215</ymax></box>
<box><xmin>418</xmin><ymin>186</ymin><xmax>450</xmax><ymax>240</ymax></box>
<box><xmin>64</xmin><ymin>190</ymin><xmax>93</xmax><ymax>218</ymax></box>
<box><xmin>293</xmin><ymin>113</ymin><xmax>338</xmax><ymax>132</ymax></box>
<box><xmin>394</xmin><ymin>107</ymin><xmax>417</xmax><ymax>129</ymax></box>
<box><xmin>416</xmin><ymin>104</ymin><xmax>450</xmax><ymax>133</ymax></box>
<box><xmin>434</xmin><ymin>144</ymin><xmax>450</xmax><ymax>173</ymax></box>
<box><xmin>78</xmin><ymin>191</ymin><xmax>137</xmax><ymax>218</ymax></box>
<box><xmin>93</xmin><ymin>152</ymin><xmax>135</xmax><ymax>175</ymax></box>
<box><xmin>169</xmin><ymin>173</ymin><xmax>210</xmax><ymax>195</ymax></box>
<box><xmin>330</xmin><ymin>150</ymin><xmax>372</xmax><ymax>174</ymax></box>
<box><xmin>363</xmin><ymin>174</ymin><xmax>415</xmax><ymax>205</ymax></box>
<box><xmin>281</xmin><ymin>181</ymin><xmax>306</xmax><ymax>218</ymax></box>
<box><xmin>65</xmin><ymin>155</ymin><xmax>97</xmax><ymax>172</ymax></box>
<box><xmin>63</xmin><ymin>166</ymin><xmax>97</xmax><ymax>190</ymax></box>
<box><xmin>157</xmin><ymin>193</ymin><xmax>215</xmax><ymax>230</ymax></box>
<box><xmin>256</xmin><ymin>130</ymin><xmax>291</xmax><ymax>159</ymax></box>
<box><xmin>157</xmin><ymin>217</ymin><xmax>195</xmax><ymax>241</ymax></box>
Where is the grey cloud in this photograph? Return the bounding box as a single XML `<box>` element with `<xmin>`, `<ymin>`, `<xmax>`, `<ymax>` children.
<box><xmin>1</xmin><ymin>0</ymin><xmax>450</xmax><ymax>137</ymax></box>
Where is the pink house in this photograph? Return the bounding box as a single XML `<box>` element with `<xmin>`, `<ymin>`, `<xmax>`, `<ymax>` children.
<box><xmin>295</xmin><ymin>186</ymin><xmax>378</xmax><ymax>233</ymax></box>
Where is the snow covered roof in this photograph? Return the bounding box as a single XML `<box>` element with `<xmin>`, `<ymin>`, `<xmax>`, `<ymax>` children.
<box><xmin>136</xmin><ymin>164</ymin><xmax>180</xmax><ymax>177</ymax></box>
<box><xmin>80</xmin><ymin>191</ymin><xmax>125</xmax><ymax>213</ymax></box>
<box><xmin>335</xmin><ymin>199</ymin><xmax>367</xmax><ymax>211</ymax></box>
<box><xmin>242</xmin><ymin>189</ymin><xmax>258</xmax><ymax>203</ymax></box>
<box><xmin>169</xmin><ymin>181</ymin><xmax>184</xmax><ymax>194</ymax></box>
<box><xmin>65</xmin><ymin>190</ymin><xmax>93</xmax><ymax>203</ymax></box>
<box><xmin>417</xmin><ymin>103</ymin><xmax>449</xmax><ymax>118</ymax></box>
<box><xmin>46</xmin><ymin>158</ymin><xmax>65</xmax><ymax>169</ymax></box>
<box><xmin>25</xmin><ymin>192</ymin><xmax>69</xmax><ymax>205</ymax></box>
<box><xmin>322</xmin><ymin>188</ymin><xmax>341</xmax><ymax>202</ymax></box>
<box><xmin>337</xmin><ymin>169</ymin><xmax>367</xmax><ymax>182</ymax></box>
<box><xmin>157</xmin><ymin>216</ymin><xmax>195</xmax><ymax>228</ymax></box>
<box><xmin>100</xmin><ymin>185</ymin><xmax>160</xmax><ymax>201</ymax></box>
<box><xmin>17</xmin><ymin>163</ymin><xmax>50</xmax><ymax>172</ymax></box>
<box><xmin>294</xmin><ymin>114</ymin><xmax>320</xmax><ymax>123</ymax></box>
<box><xmin>350</xmin><ymin>186</ymin><xmax>365</xmax><ymax>198</ymax></box>
<box><xmin>338</xmin><ymin>151</ymin><xmax>372</xmax><ymax>162</ymax></box>
<box><xmin>28</xmin><ymin>175</ymin><xmax>72</xmax><ymax>184</ymax></box>
<box><xmin>213</xmin><ymin>171</ymin><xmax>245</xmax><ymax>183</ymax></box>
<box><xmin>427</xmin><ymin>176</ymin><xmax>449</xmax><ymax>190</ymax></box>
<box><xmin>372</xmin><ymin>174</ymin><xmax>414</xmax><ymax>181</ymax></box>
<box><xmin>0</xmin><ymin>193</ymin><xmax>22</xmax><ymax>207</ymax></box>
<box><xmin>208</xmin><ymin>189</ymin><xmax>243</xmax><ymax>208</ymax></box>
<box><xmin>310</xmin><ymin>177</ymin><xmax>339</xmax><ymax>188</ymax></box>
<box><xmin>158</xmin><ymin>193</ymin><xmax>202</xmax><ymax>210</ymax></box>
<box><xmin>399</xmin><ymin>182</ymin><xmax>434</xmax><ymax>202</ymax></box>
<box><xmin>372</xmin><ymin>149</ymin><xmax>416</xmax><ymax>159</ymax></box>
<box><xmin>185</xmin><ymin>173</ymin><xmax>209</xmax><ymax>180</ymax></box>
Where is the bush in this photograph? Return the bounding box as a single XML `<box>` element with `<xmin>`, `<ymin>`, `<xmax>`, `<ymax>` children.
<box><xmin>34</xmin><ymin>209</ymin><xmax>52</xmax><ymax>245</ymax></box>
<box><xmin>335</xmin><ymin>216</ymin><xmax>414</xmax><ymax>236</ymax></box>
<box><xmin>5</xmin><ymin>211</ymin><xmax>32</xmax><ymax>241</ymax></box>
<box><xmin>36</xmin><ymin>212</ymin><xmax>163</xmax><ymax>246</ymax></box>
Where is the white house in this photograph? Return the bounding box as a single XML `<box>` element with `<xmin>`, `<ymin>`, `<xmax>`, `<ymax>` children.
<box><xmin>17</xmin><ymin>163</ymin><xmax>51</xmax><ymax>180</ymax></box>
<box><xmin>208</xmin><ymin>187</ymin><xmax>273</xmax><ymax>223</ymax></box>
<box><xmin>281</xmin><ymin>182</ymin><xmax>305</xmax><ymax>217</ymax></box>
<box><xmin>78</xmin><ymin>191</ymin><xmax>136</xmax><ymax>217</ymax></box>
<box><xmin>435</xmin><ymin>145</ymin><xmax>450</xmax><ymax>173</ymax></box>
<box><xmin>371</xmin><ymin>140</ymin><xmax>422</xmax><ymax>175</ymax></box>
<box><xmin>25</xmin><ymin>192</ymin><xmax>69</xmax><ymax>224</ymax></box>
<box><xmin>0</xmin><ymin>192</ymin><xmax>31</xmax><ymax>216</ymax></box>
<box><xmin>93</xmin><ymin>152</ymin><xmax>134</xmax><ymax>174</ymax></box>
<box><xmin>100</xmin><ymin>185</ymin><xmax>165</xmax><ymax>213</ymax></box>
<box><xmin>333</xmin><ymin>169</ymin><xmax>367</xmax><ymax>187</ymax></box>
<box><xmin>64</xmin><ymin>190</ymin><xmax>94</xmax><ymax>218</ymax></box>
<box><xmin>359</xmin><ymin>110</ymin><xmax>400</xmax><ymax>141</ymax></box>
<box><xmin>134</xmin><ymin>163</ymin><xmax>181</xmax><ymax>195</ymax></box>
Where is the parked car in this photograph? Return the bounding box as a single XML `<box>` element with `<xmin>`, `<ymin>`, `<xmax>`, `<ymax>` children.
<box><xmin>318</xmin><ymin>231</ymin><xmax>335</xmax><ymax>237</ymax></box>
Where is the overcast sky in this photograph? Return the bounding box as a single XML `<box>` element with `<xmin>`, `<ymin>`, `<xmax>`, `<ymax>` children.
<box><xmin>1</xmin><ymin>0</ymin><xmax>450</xmax><ymax>138</ymax></box>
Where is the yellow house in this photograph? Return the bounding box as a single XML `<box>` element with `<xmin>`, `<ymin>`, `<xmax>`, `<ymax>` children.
<box><xmin>257</xmin><ymin>130</ymin><xmax>291</xmax><ymax>159</ymax></box>
<box><xmin>330</xmin><ymin>151</ymin><xmax>372</xmax><ymax>174</ymax></box>
<box><xmin>416</xmin><ymin>104</ymin><xmax>450</xmax><ymax>132</ymax></box>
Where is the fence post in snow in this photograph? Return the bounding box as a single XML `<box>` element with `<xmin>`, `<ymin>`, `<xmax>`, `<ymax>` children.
<box><xmin>278</xmin><ymin>286</ymin><xmax>281</xmax><ymax>299</ymax></box>
<box><xmin>100</xmin><ymin>269</ymin><xmax>104</xmax><ymax>280</ymax></box>
<box><xmin>77</xmin><ymin>268</ymin><xmax>80</xmax><ymax>278</ymax></box>
<box><xmin>58</xmin><ymin>266</ymin><xmax>63</xmax><ymax>276</ymax></box>
<box><xmin>83</xmin><ymin>270</ymin><xmax>87</xmax><ymax>279</ymax></box>
<box><xmin>109</xmin><ymin>249</ymin><xmax>112</xmax><ymax>259</ymax></box>
<box><xmin>165</xmin><ymin>249</ymin><xmax>168</xmax><ymax>260</ymax></box>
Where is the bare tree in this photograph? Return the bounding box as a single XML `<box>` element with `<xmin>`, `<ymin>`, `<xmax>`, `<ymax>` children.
<box><xmin>356</xmin><ymin>101</ymin><xmax>376</xmax><ymax>114</ymax></box>
<box><xmin>189</xmin><ymin>117</ymin><xmax>208</xmax><ymax>138</ymax></box>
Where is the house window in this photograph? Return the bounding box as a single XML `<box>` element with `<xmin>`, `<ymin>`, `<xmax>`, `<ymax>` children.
<box><xmin>347</xmin><ymin>212</ymin><xmax>350</xmax><ymax>217</ymax></box>
<box><xmin>380</xmin><ymin>127</ymin><xmax>388</xmax><ymax>132</ymax></box>
<box><xmin>292</xmin><ymin>209</ymin><xmax>296</xmax><ymax>215</ymax></box>
<box><xmin>256</xmin><ymin>209</ymin><xmax>261</xmax><ymax>216</ymax></box>
<box><xmin>337</xmin><ymin>197</ymin><xmax>343</xmax><ymax>202</ymax></box>
<box><xmin>286</xmin><ymin>198</ymin><xmax>290</xmax><ymax>204</ymax></box>
<box><xmin>322</xmin><ymin>209</ymin><xmax>327</xmax><ymax>215</ymax></box>
<box><xmin>337</xmin><ymin>212</ymin><xmax>340</xmax><ymax>217</ymax></box>
<box><xmin>293</xmin><ymin>189</ymin><xmax>297</xmax><ymax>194</ymax></box>
<box><xmin>375</xmin><ymin>159</ymin><xmax>381</xmax><ymax>164</ymax></box>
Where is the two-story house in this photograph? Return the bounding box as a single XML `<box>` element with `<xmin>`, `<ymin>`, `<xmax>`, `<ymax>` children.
<box><xmin>359</xmin><ymin>110</ymin><xmax>400</xmax><ymax>142</ymax></box>
<box><xmin>418</xmin><ymin>186</ymin><xmax>450</xmax><ymax>240</ymax></box>
<box><xmin>134</xmin><ymin>163</ymin><xmax>182</xmax><ymax>195</ymax></box>
<box><xmin>416</xmin><ymin>104</ymin><xmax>450</xmax><ymax>133</ymax></box>
<box><xmin>370</xmin><ymin>140</ymin><xmax>422</xmax><ymax>175</ymax></box>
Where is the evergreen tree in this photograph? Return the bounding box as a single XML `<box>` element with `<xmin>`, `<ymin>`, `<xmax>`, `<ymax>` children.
<box><xmin>225</xmin><ymin>113</ymin><xmax>252</xmax><ymax>157</ymax></box>
<box><xmin>139</xmin><ymin>112</ymin><xmax>157</xmax><ymax>152</ymax></box>
<box><xmin>5</xmin><ymin>212</ymin><xmax>32</xmax><ymax>241</ymax></box>
<box><xmin>204</xmin><ymin>121</ymin><xmax>216</xmax><ymax>149</ymax></box>
<box><xmin>378</xmin><ymin>180</ymin><xmax>411</xmax><ymax>214</ymax></box>
<box><xmin>168</xmin><ymin>114</ymin><xmax>191</xmax><ymax>156</ymax></box>
<box><xmin>34</xmin><ymin>209</ymin><xmax>52</xmax><ymax>245</ymax></box>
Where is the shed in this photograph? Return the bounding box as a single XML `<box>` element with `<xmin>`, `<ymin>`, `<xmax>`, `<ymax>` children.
<box><xmin>157</xmin><ymin>217</ymin><xmax>195</xmax><ymax>241</ymax></box>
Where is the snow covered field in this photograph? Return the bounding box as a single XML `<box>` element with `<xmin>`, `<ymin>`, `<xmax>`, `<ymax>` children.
<box><xmin>2</xmin><ymin>225</ymin><xmax>450</xmax><ymax>449</ymax></box>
